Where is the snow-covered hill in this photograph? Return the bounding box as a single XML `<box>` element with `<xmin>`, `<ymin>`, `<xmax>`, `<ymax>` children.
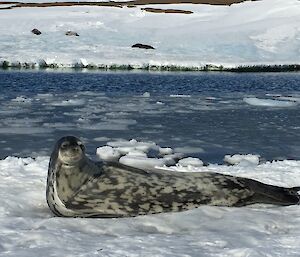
<box><xmin>0</xmin><ymin>0</ymin><xmax>299</xmax><ymax>69</ymax></box>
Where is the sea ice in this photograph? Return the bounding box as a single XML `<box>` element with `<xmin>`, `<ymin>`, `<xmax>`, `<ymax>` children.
<box><xmin>119</xmin><ymin>155</ymin><xmax>167</xmax><ymax>169</ymax></box>
<box><xmin>178</xmin><ymin>157</ymin><xmax>204</xmax><ymax>167</ymax></box>
<box><xmin>1</xmin><ymin>142</ymin><xmax>300</xmax><ymax>256</ymax></box>
<box><xmin>243</xmin><ymin>97</ymin><xmax>298</xmax><ymax>107</ymax></box>
<box><xmin>96</xmin><ymin>145</ymin><xmax>121</xmax><ymax>161</ymax></box>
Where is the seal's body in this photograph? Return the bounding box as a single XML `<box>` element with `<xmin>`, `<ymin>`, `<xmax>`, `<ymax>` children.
<box><xmin>46</xmin><ymin>136</ymin><xmax>300</xmax><ymax>218</ymax></box>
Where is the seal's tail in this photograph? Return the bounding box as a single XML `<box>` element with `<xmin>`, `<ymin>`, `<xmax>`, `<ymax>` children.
<box><xmin>254</xmin><ymin>184</ymin><xmax>299</xmax><ymax>206</ymax></box>
<box><xmin>238</xmin><ymin>179</ymin><xmax>300</xmax><ymax>206</ymax></box>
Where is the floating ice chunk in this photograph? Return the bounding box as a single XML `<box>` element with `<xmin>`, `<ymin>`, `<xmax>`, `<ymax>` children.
<box><xmin>170</xmin><ymin>94</ymin><xmax>191</xmax><ymax>98</ymax></box>
<box><xmin>278</xmin><ymin>96</ymin><xmax>300</xmax><ymax>103</ymax></box>
<box><xmin>163</xmin><ymin>153</ymin><xmax>185</xmax><ymax>160</ymax></box>
<box><xmin>224</xmin><ymin>154</ymin><xmax>260</xmax><ymax>166</ymax></box>
<box><xmin>96</xmin><ymin>146</ymin><xmax>121</xmax><ymax>162</ymax></box>
<box><xmin>178</xmin><ymin>157</ymin><xmax>203</xmax><ymax>167</ymax></box>
<box><xmin>163</xmin><ymin>153</ymin><xmax>185</xmax><ymax>166</ymax></box>
<box><xmin>126</xmin><ymin>150</ymin><xmax>147</xmax><ymax>157</ymax></box>
<box><xmin>107</xmin><ymin>139</ymin><xmax>158</xmax><ymax>153</ymax></box>
<box><xmin>119</xmin><ymin>155</ymin><xmax>166</xmax><ymax>170</ymax></box>
<box><xmin>142</xmin><ymin>92</ymin><xmax>151</xmax><ymax>98</ymax></box>
<box><xmin>206</xmin><ymin>97</ymin><xmax>217</xmax><ymax>100</ymax></box>
<box><xmin>51</xmin><ymin>99</ymin><xmax>86</xmax><ymax>106</ymax></box>
<box><xmin>116</xmin><ymin>146</ymin><xmax>138</xmax><ymax>155</ymax></box>
<box><xmin>159</xmin><ymin>147</ymin><xmax>173</xmax><ymax>155</ymax></box>
<box><xmin>243</xmin><ymin>97</ymin><xmax>297</xmax><ymax>107</ymax></box>
<box><xmin>11</xmin><ymin>96</ymin><xmax>32</xmax><ymax>103</ymax></box>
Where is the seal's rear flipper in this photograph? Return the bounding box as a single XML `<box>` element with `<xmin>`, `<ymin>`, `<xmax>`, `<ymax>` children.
<box><xmin>253</xmin><ymin>184</ymin><xmax>300</xmax><ymax>206</ymax></box>
<box><xmin>236</xmin><ymin>179</ymin><xmax>300</xmax><ymax>206</ymax></box>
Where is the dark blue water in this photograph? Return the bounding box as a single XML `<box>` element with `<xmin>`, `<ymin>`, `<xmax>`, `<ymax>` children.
<box><xmin>0</xmin><ymin>70</ymin><xmax>299</xmax><ymax>163</ymax></box>
<box><xmin>1</xmin><ymin>70</ymin><xmax>299</xmax><ymax>95</ymax></box>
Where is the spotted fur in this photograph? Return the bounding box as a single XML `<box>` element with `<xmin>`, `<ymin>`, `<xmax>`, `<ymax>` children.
<box><xmin>46</xmin><ymin>136</ymin><xmax>300</xmax><ymax>218</ymax></box>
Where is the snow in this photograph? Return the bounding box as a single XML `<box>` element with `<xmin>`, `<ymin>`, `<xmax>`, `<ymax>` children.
<box><xmin>0</xmin><ymin>0</ymin><xmax>300</xmax><ymax>68</ymax></box>
<box><xmin>1</xmin><ymin>140</ymin><xmax>300</xmax><ymax>256</ymax></box>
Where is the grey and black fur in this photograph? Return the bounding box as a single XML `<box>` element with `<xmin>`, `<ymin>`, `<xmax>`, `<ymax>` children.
<box><xmin>46</xmin><ymin>136</ymin><xmax>300</xmax><ymax>218</ymax></box>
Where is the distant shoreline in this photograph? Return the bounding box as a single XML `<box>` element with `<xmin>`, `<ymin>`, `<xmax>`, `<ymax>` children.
<box><xmin>1</xmin><ymin>62</ymin><xmax>299</xmax><ymax>72</ymax></box>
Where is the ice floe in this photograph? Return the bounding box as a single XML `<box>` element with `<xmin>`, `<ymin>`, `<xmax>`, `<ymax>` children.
<box><xmin>243</xmin><ymin>97</ymin><xmax>298</xmax><ymax>107</ymax></box>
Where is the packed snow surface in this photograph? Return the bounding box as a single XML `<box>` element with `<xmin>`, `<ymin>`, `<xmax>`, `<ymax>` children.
<box><xmin>0</xmin><ymin>0</ymin><xmax>300</xmax><ymax>67</ymax></box>
<box><xmin>1</xmin><ymin>139</ymin><xmax>300</xmax><ymax>256</ymax></box>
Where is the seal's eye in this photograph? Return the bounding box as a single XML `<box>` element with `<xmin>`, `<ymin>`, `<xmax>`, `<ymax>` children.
<box><xmin>61</xmin><ymin>142</ymin><xmax>70</xmax><ymax>148</ymax></box>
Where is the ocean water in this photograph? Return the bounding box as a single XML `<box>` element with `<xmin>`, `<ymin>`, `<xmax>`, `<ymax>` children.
<box><xmin>0</xmin><ymin>70</ymin><xmax>299</xmax><ymax>163</ymax></box>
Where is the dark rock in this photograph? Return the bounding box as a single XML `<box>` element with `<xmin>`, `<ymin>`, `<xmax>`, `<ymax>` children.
<box><xmin>65</xmin><ymin>31</ymin><xmax>79</xmax><ymax>37</ymax></box>
<box><xmin>31</xmin><ymin>28</ymin><xmax>42</xmax><ymax>35</ymax></box>
<box><xmin>132</xmin><ymin>43</ymin><xmax>155</xmax><ymax>50</ymax></box>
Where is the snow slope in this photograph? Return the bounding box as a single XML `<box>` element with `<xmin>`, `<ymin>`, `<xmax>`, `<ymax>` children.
<box><xmin>1</xmin><ymin>140</ymin><xmax>300</xmax><ymax>257</ymax></box>
<box><xmin>0</xmin><ymin>0</ymin><xmax>300</xmax><ymax>68</ymax></box>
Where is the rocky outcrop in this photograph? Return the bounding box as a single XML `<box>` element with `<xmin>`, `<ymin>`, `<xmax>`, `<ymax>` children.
<box><xmin>132</xmin><ymin>43</ymin><xmax>155</xmax><ymax>49</ymax></box>
<box><xmin>31</xmin><ymin>28</ymin><xmax>42</xmax><ymax>35</ymax></box>
<box><xmin>65</xmin><ymin>31</ymin><xmax>79</xmax><ymax>36</ymax></box>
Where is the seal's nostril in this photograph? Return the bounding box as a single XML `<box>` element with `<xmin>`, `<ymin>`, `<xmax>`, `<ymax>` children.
<box><xmin>71</xmin><ymin>146</ymin><xmax>80</xmax><ymax>152</ymax></box>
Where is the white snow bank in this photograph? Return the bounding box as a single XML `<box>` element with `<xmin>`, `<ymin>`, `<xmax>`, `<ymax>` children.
<box><xmin>1</xmin><ymin>147</ymin><xmax>300</xmax><ymax>256</ymax></box>
<box><xmin>243</xmin><ymin>97</ymin><xmax>298</xmax><ymax>107</ymax></box>
<box><xmin>0</xmin><ymin>0</ymin><xmax>300</xmax><ymax>67</ymax></box>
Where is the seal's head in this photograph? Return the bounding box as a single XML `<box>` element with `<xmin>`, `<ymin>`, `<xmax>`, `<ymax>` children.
<box><xmin>56</xmin><ymin>136</ymin><xmax>85</xmax><ymax>166</ymax></box>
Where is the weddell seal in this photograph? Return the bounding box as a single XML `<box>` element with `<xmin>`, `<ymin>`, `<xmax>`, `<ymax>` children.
<box><xmin>46</xmin><ymin>136</ymin><xmax>300</xmax><ymax>218</ymax></box>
